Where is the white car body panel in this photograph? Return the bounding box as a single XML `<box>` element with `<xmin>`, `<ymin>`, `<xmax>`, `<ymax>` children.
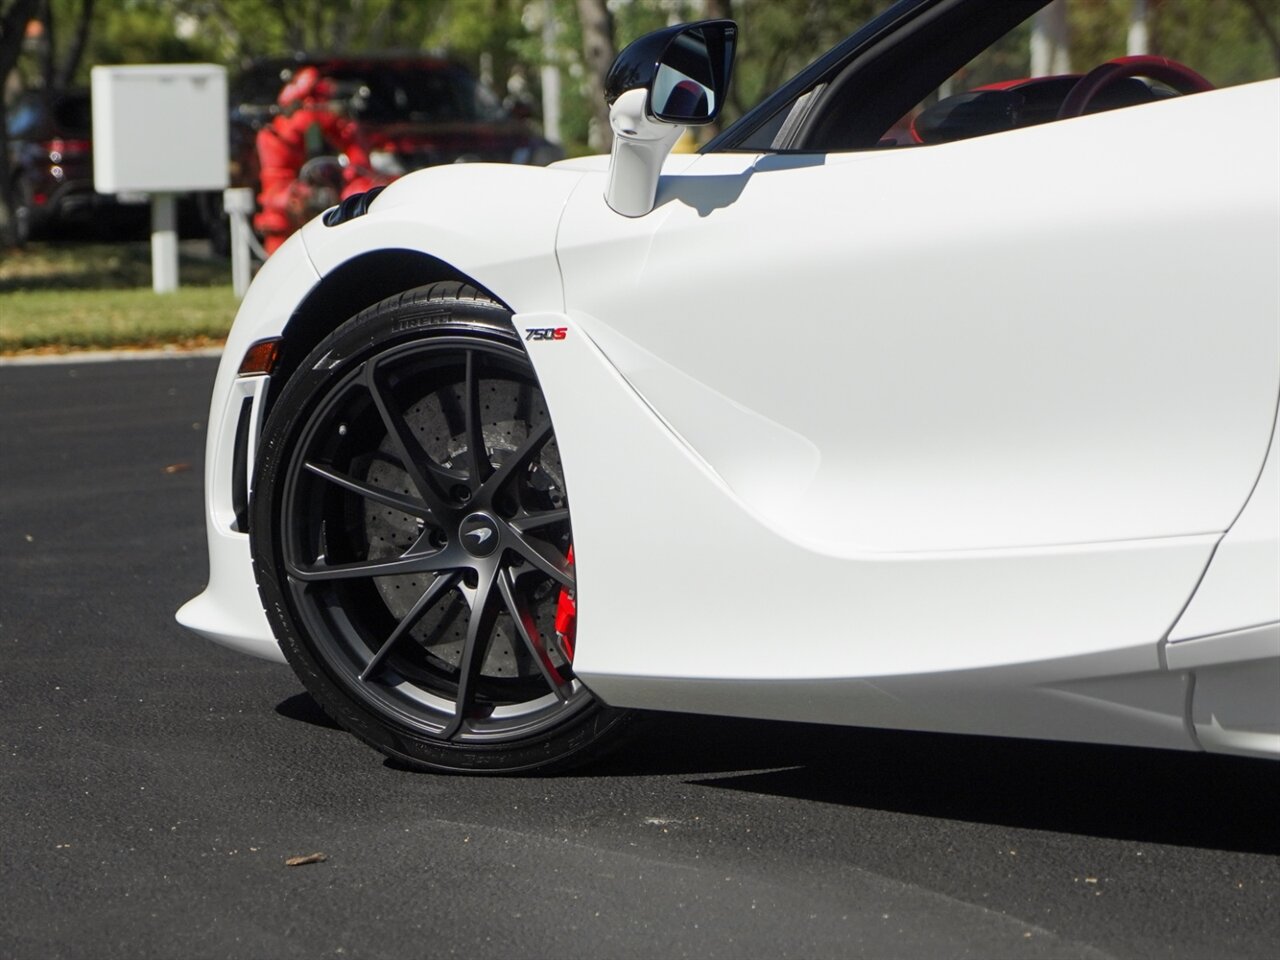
<box><xmin>178</xmin><ymin>69</ymin><xmax>1280</xmax><ymax>757</ymax></box>
<box><xmin>554</xmin><ymin>83</ymin><xmax>1279</xmax><ymax>554</ymax></box>
<box><xmin>536</xmin><ymin>81</ymin><xmax>1280</xmax><ymax>751</ymax></box>
<box><xmin>176</xmin><ymin>234</ymin><xmax>319</xmax><ymax>663</ymax></box>
<box><xmin>1166</xmin><ymin>411</ymin><xmax>1280</xmax><ymax>759</ymax></box>
<box><xmin>518</xmin><ymin>307</ymin><xmax>1211</xmax><ymax>749</ymax></box>
<box><xmin>1169</xmin><ymin>408</ymin><xmax>1280</xmax><ymax>642</ymax></box>
<box><xmin>302</xmin><ymin>163</ymin><xmax>588</xmax><ymax>314</ymax></box>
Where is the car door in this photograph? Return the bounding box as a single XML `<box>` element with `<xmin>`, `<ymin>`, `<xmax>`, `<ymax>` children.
<box><xmin>561</xmin><ymin>88</ymin><xmax>1277</xmax><ymax>555</ymax></box>
<box><xmin>542</xmin><ymin>80</ymin><xmax>1278</xmax><ymax>728</ymax></box>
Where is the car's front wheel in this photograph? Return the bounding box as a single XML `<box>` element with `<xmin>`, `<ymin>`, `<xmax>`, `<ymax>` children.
<box><xmin>250</xmin><ymin>283</ymin><xmax>631</xmax><ymax>773</ymax></box>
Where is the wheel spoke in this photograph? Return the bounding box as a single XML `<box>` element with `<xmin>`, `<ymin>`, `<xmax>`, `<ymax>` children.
<box><xmin>464</xmin><ymin>351</ymin><xmax>493</xmax><ymax>488</ymax></box>
<box><xmin>359</xmin><ymin>572</ymin><xmax>459</xmax><ymax>681</ymax></box>
<box><xmin>480</xmin><ymin>420</ymin><xmax>553</xmax><ymax>498</ymax></box>
<box><xmin>303</xmin><ymin>461</ymin><xmax>431</xmax><ymax>519</ymax></box>
<box><xmin>509</xmin><ymin>530</ymin><xmax>574</xmax><ymax>588</ymax></box>
<box><xmin>497</xmin><ymin>569</ymin><xmax>570</xmax><ymax>700</ymax></box>
<box><xmin>376</xmin><ymin>450</ymin><xmax>467</xmax><ymax>487</ymax></box>
<box><xmin>364</xmin><ymin>360</ymin><xmax>454</xmax><ymax>520</ymax></box>
<box><xmin>510</xmin><ymin>507</ymin><xmax>569</xmax><ymax>534</ymax></box>
<box><xmin>286</xmin><ymin>548</ymin><xmax>452</xmax><ymax>582</ymax></box>
<box><xmin>441</xmin><ymin>565</ymin><xmax>502</xmax><ymax>740</ymax></box>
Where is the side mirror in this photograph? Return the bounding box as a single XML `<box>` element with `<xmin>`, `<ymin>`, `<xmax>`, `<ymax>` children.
<box><xmin>603</xmin><ymin>20</ymin><xmax>737</xmax><ymax>217</ymax></box>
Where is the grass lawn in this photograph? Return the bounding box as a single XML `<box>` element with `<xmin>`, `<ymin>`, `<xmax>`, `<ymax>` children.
<box><xmin>0</xmin><ymin>242</ymin><xmax>239</xmax><ymax>353</ymax></box>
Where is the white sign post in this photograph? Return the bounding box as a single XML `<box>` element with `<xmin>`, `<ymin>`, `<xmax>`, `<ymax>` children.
<box><xmin>91</xmin><ymin>64</ymin><xmax>229</xmax><ymax>294</ymax></box>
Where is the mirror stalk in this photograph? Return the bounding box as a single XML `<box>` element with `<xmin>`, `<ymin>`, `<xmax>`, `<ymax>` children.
<box><xmin>604</xmin><ymin>89</ymin><xmax>685</xmax><ymax>218</ymax></box>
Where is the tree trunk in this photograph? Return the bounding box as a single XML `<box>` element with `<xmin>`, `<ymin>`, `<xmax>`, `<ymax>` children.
<box><xmin>575</xmin><ymin>0</ymin><xmax>614</xmax><ymax>152</ymax></box>
<box><xmin>0</xmin><ymin>0</ymin><xmax>43</xmax><ymax>249</ymax></box>
<box><xmin>703</xmin><ymin>0</ymin><xmax>732</xmax><ymax>22</ymax></box>
<box><xmin>39</xmin><ymin>0</ymin><xmax>52</xmax><ymax>90</ymax></box>
<box><xmin>1031</xmin><ymin>0</ymin><xmax>1072</xmax><ymax>77</ymax></box>
<box><xmin>701</xmin><ymin>0</ymin><xmax>733</xmax><ymax>135</ymax></box>
<box><xmin>56</xmin><ymin>0</ymin><xmax>93</xmax><ymax>89</ymax></box>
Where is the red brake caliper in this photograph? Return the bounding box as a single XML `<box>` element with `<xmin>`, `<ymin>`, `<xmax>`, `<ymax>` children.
<box><xmin>554</xmin><ymin>545</ymin><xmax>576</xmax><ymax>662</ymax></box>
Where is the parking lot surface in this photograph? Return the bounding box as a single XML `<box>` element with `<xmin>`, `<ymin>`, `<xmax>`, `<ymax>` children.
<box><xmin>2</xmin><ymin>356</ymin><xmax>1277</xmax><ymax>959</ymax></box>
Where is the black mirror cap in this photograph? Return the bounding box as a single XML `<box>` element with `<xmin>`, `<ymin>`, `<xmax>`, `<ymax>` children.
<box><xmin>605</xmin><ymin>19</ymin><xmax>737</xmax><ymax>125</ymax></box>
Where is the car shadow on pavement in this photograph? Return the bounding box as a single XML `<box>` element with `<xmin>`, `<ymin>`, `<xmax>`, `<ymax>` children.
<box><xmin>275</xmin><ymin>691</ymin><xmax>343</xmax><ymax>731</ymax></box>
<box><xmin>591</xmin><ymin>712</ymin><xmax>1280</xmax><ymax>855</ymax></box>
<box><xmin>273</xmin><ymin>692</ymin><xmax>1278</xmax><ymax>855</ymax></box>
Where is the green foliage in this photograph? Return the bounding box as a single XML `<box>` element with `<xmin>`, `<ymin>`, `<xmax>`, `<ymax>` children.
<box><xmin>85</xmin><ymin>1</ymin><xmax>205</xmax><ymax>69</ymax></box>
<box><xmin>1068</xmin><ymin>0</ymin><xmax>1279</xmax><ymax>86</ymax></box>
<box><xmin>729</xmin><ymin>0</ymin><xmax>890</xmax><ymax>117</ymax></box>
<box><xmin>11</xmin><ymin>0</ymin><xmax>1280</xmax><ymax>151</ymax></box>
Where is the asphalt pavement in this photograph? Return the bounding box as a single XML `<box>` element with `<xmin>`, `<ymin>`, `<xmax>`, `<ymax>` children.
<box><xmin>1</xmin><ymin>355</ymin><xmax>1278</xmax><ymax>959</ymax></box>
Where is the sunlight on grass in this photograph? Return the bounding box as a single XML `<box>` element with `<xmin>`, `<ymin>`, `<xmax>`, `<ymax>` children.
<box><xmin>0</xmin><ymin>287</ymin><xmax>238</xmax><ymax>352</ymax></box>
<box><xmin>0</xmin><ymin>242</ymin><xmax>238</xmax><ymax>353</ymax></box>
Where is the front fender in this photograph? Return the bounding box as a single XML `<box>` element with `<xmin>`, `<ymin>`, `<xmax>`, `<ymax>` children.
<box><xmin>179</xmin><ymin>165</ymin><xmax>590</xmax><ymax>662</ymax></box>
<box><xmin>300</xmin><ymin>162</ymin><xmax>590</xmax><ymax>313</ymax></box>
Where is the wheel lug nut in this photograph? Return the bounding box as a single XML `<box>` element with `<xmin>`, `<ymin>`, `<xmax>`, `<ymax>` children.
<box><xmin>451</xmin><ymin>484</ymin><xmax>471</xmax><ymax>504</ymax></box>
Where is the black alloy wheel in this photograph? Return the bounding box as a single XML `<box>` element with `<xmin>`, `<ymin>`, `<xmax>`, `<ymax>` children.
<box><xmin>251</xmin><ymin>284</ymin><xmax>630</xmax><ymax>773</ymax></box>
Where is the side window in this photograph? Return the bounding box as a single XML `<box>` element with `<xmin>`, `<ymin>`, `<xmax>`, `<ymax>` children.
<box><xmin>734</xmin><ymin>88</ymin><xmax>817</xmax><ymax>152</ymax></box>
<box><xmin>881</xmin><ymin>23</ymin><xmax>1188</xmax><ymax>147</ymax></box>
<box><xmin>802</xmin><ymin>3</ymin><xmax>1279</xmax><ymax>153</ymax></box>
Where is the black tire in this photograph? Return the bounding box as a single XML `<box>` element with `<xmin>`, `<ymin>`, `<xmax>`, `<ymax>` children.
<box><xmin>251</xmin><ymin>283</ymin><xmax>632</xmax><ymax>773</ymax></box>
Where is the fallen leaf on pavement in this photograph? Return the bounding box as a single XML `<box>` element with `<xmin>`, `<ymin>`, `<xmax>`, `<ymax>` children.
<box><xmin>285</xmin><ymin>852</ymin><xmax>328</xmax><ymax>867</ymax></box>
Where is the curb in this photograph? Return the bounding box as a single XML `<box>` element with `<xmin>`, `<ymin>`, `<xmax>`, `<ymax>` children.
<box><xmin>0</xmin><ymin>346</ymin><xmax>225</xmax><ymax>366</ymax></box>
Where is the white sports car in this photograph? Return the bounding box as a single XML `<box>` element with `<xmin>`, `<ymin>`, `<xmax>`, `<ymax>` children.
<box><xmin>179</xmin><ymin>0</ymin><xmax>1280</xmax><ymax>773</ymax></box>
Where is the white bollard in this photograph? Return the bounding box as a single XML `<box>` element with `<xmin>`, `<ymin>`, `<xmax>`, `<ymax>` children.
<box><xmin>223</xmin><ymin>187</ymin><xmax>257</xmax><ymax>299</ymax></box>
<box><xmin>151</xmin><ymin>192</ymin><xmax>178</xmax><ymax>294</ymax></box>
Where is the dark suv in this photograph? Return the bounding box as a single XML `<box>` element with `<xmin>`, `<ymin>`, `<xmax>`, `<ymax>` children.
<box><xmin>5</xmin><ymin>89</ymin><xmax>147</xmax><ymax>242</ymax></box>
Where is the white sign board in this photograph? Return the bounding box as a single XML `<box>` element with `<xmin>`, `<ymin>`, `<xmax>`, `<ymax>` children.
<box><xmin>91</xmin><ymin>64</ymin><xmax>229</xmax><ymax>193</ymax></box>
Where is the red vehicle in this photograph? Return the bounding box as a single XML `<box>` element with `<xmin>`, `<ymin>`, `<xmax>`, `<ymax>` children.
<box><xmin>226</xmin><ymin>55</ymin><xmax>562</xmax><ymax>248</ymax></box>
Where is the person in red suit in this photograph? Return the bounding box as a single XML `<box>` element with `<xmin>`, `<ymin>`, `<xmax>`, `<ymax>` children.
<box><xmin>254</xmin><ymin>66</ymin><xmax>375</xmax><ymax>255</ymax></box>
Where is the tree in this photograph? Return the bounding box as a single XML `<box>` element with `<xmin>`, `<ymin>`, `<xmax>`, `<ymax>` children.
<box><xmin>1240</xmin><ymin>0</ymin><xmax>1280</xmax><ymax>70</ymax></box>
<box><xmin>574</xmin><ymin>0</ymin><xmax>613</xmax><ymax>151</ymax></box>
<box><xmin>54</xmin><ymin>0</ymin><xmax>94</xmax><ymax>88</ymax></box>
<box><xmin>1067</xmin><ymin>0</ymin><xmax>1279</xmax><ymax>86</ymax></box>
<box><xmin>30</xmin><ymin>0</ymin><xmax>94</xmax><ymax>89</ymax></box>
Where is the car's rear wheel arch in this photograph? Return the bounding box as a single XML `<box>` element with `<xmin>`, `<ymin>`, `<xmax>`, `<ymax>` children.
<box><xmin>268</xmin><ymin>250</ymin><xmax>510</xmax><ymax>414</ymax></box>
